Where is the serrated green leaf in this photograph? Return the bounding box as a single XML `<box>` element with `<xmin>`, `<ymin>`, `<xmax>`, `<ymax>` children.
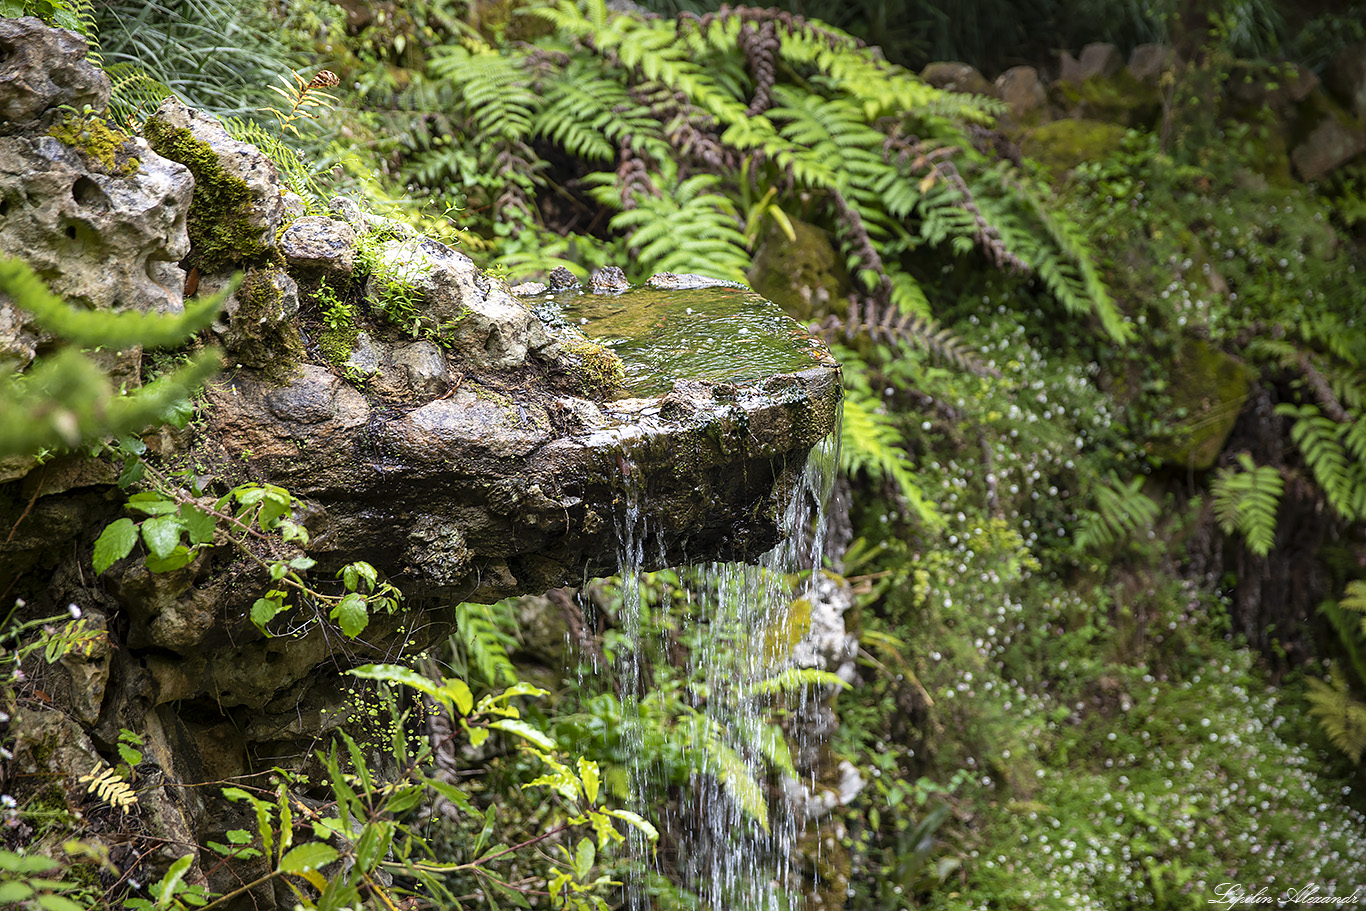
<box><xmin>93</xmin><ymin>518</ymin><xmax>138</xmax><ymax>574</ymax></box>
<box><xmin>251</xmin><ymin>594</ymin><xmax>285</xmax><ymax>631</ymax></box>
<box><xmin>330</xmin><ymin>592</ymin><xmax>368</xmax><ymax>638</ymax></box>
<box><xmin>278</xmin><ymin>842</ymin><xmax>338</xmax><ymax>874</ymax></box>
<box><xmin>127</xmin><ymin>491</ymin><xmax>178</xmax><ymax>516</ymax></box>
<box><xmin>179</xmin><ymin>504</ymin><xmax>217</xmax><ymax>546</ymax></box>
<box><xmin>143</xmin><ymin>545</ymin><xmax>193</xmax><ymax>574</ymax></box>
<box><xmin>117</xmin><ymin>456</ymin><xmax>145</xmax><ymax>488</ymax></box>
<box><xmin>141</xmin><ymin>514</ymin><xmax>183</xmax><ymax>560</ymax></box>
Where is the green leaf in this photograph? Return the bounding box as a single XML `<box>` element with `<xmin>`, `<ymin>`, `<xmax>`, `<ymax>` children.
<box><xmin>0</xmin><ymin>853</ymin><xmax>58</xmax><ymax>874</ymax></box>
<box><xmin>442</xmin><ymin>678</ymin><xmax>474</xmax><ymax>716</ymax></box>
<box><xmin>179</xmin><ymin>504</ymin><xmax>217</xmax><ymax>546</ymax></box>
<box><xmin>574</xmin><ymin>837</ymin><xmax>595</xmax><ymax>880</ymax></box>
<box><xmin>489</xmin><ymin>719</ymin><xmax>555</xmax><ymax>751</ymax></box>
<box><xmin>154</xmin><ymin>854</ymin><xmax>193</xmax><ymax>908</ymax></box>
<box><xmin>117</xmin><ymin>456</ymin><xmax>145</xmax><ymax>488</ymax></box>
<box><xmin>278</xmin><ymin>842</ymin><xmax>338</xmax><ymax>874</ymax></box>
<box><xmin>93</xmin><ymin>518</ymin><xmax>138</xmax><ymax>574</ymax></box>
<box><xmin>578</xmin><ymin>757</ymin><xmax>600</xmax><ymax>805</ymax></box>
<box><xmin>141</xmin><ymin>514</ymin><xmax>183</xmax><ymax>560</ymax></box>
<box><xmin>250</xmin><ymin>593</ymin><xmax>286</xmax><ymax>631</ymax></box>
<box><xmin>143</xmin><ymin>545</ymin><xmax>193</xmax><ymax>574</ymax></box>
<box><xmin>0</xmin><ymin>882</ymin><xmax>34</xmax><ymax>902</ymax></box>
<box><xmin>352</xmin><ymin>821</ymin><xmax>393</xmax><ymax>874</ymax></box>
<box><xmin>425</xmin><ymin>779</ymin><xmax>479</xmax><ymax>818</ymax></box>
<box><xmin>330</xmin><ymin>592</ymin><xmax>369</xmax><ymax>638</ymax></box>
<box><xmin>127</xmin><ymin>491</ymin><xmax>178</xmax><ymax>516</ymax></box>
<box><xmin>36</xmin><ymin>895</ymin><xmax>85</xmax><ymax>911</ymax></box>
<box><xmin>601</xmin><ymin>808</ymin><xmax>659</xmax><ymax>842</ymax></box>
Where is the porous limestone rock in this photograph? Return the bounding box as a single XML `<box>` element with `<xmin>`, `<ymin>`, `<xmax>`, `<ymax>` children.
<box><xmin>0</xmin><ymin>17</ymin><xmax>110</xmax><ymax>132</ymax></box>
<box><xmin>279</xmin><ymin>214</ymin><xmax>358</xmax><ymax>278</ymax></box>
<box><xmin>144</xmin><ymin>96</ymin><xmax>286</xmax><ymax>272</ymax></box>
<box><xmin>364</xmin><ymin>233</ymin><xmax>545</xmax><ymax>370</ymax></box>
<box><xmin>202</xmin><ymin>268</ymin><xmax>301</xmax><ymax>366</ymax></box>
<box><xmin>0</xmin><ymin>17</ymin><xmax>192</xmax><ymax>370</ymax></box>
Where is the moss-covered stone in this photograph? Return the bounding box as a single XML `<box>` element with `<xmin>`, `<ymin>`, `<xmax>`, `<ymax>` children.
<box><xmin>747</xmin><ymin>216</ymin><xmax>851</xmax><ymax>322</ymax></box>
<box><xmin>143</xmin><ymin>121</ymin><xmax>271</xmax><ymax>273</ymax></box>
<box><xmin>1145</xmin><ymin>337</ymin><xmax>1256</xmax><ymax>470</ymax></box>
<box><xmin>1021</xmin><ymin>119</ymin><xmax>1130</xmax><ymax>182</ymax></box>
<box><xmin>564</xmin><ymin>337</ymin><xmax>626</xmax><ymax>399</ymax></box>
<box><xmin>224</xmin><ymin>268</ymin><xmax>304</xmax><ymax>383</ymax></box>
<box><xmin>1049</xmin><ymin>71</ymin><xmax>1161</xmax><ymax>127</ymax></box>
<box><xmin>47</xmin><ymin>113</ymin><xmax>140</xmax><ymax>177</ymax></box>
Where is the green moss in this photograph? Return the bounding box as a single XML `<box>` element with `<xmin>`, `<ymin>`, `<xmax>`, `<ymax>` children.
<box><xmin>319</xmin><ymin>322</ymin><xmax>360</xmax><ymax>366</ymax></box>
<box><xmin>1021</xmin><ymin>119</ymin><xmax>1130</xmax><ymax>183</ymax></box>
<box><xmin>1145</xmin><ymin>337</ymin><xmax>1255</xmax><ymax>470</ymax></box>
<box><xmin>48</xmin><ymin>114</ymin><xmax>140</xmax><ymax>177</ymax></box>
<box><xmin>564</xmin><ymin>337</ymin><xmax>626</xmax><ymax>399</ymax></box>
<box><xmin>142</xmin><ymin>121</ymin><xmax>269</xmax><ymax>273</ymax></box>
<box><xmin>227</xmin><ymin>269</ymin><xmax>304</xmax><ymax>383</ymax></box>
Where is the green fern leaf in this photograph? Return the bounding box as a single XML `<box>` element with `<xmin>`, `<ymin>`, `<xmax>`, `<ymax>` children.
<box><xmin>1075</xmin><ymin>473</ymin><xmax>1160</xmax><ymax>552</ymax></box>
<box><xmin>1211</xmin><ymin>453</ymin><xmax>1284</xmax><ymax>557</ymax></box>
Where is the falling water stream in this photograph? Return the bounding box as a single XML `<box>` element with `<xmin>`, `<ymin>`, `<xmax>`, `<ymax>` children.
<box><xmin>607</xmin><ymin>427</ymin><xmax>840</xmax><ymax>911</ymax></box>
<box><xmin>547</xmin><ymin>281</ymin><xmax>843</xmax><ymax>908</ymax></box>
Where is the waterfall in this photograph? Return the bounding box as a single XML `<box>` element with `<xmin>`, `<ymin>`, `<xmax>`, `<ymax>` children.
<box><xmin>598</xmin><ymin>426</ymin><xmax>842</xmax><ymax>910</ymax></box>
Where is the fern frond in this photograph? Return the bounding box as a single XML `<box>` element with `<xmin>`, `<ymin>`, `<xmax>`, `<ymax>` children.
<box><xmin>104</xmin><ymin>62</ymin><xmax>173</xmax><ymax>129</ymax></box>
<box><xmin>821</xmin><ymin>298</ymin><xmax>999</xmax><ymax>379</ymax></box>
<box><xmin>1342</xmin><ymin>580</ymin><xmax>1366</xmax><ymax>638</ymax></box>
<box><xmin>1277</xmin><ymin>403</ymin><xmax>1359</xmax><ymax>521</ymax></box>
<box><xmin>454</xmin><ymin>601</ymin><xmax>520</xmax><ymax>688</ymax></box>
<box><xmin>840</xmin><ymin>390</ymin><xmax>941</xmax><ymax>527</ymax></box>
<box><xmin>594</xmin><ymin>168</ymin><xmax>749</xmax><ymax>281</ymax></box>
<box><xmin>428</xmin><ymin>42</ymin><xmax>536</xmax><ymax>143</ymax></box>
<box><xmin>79</xmin><ymin>766</ymin><xmax>138</xmax><ymax>813</ymax></box>
<box><xmin>1011</xmin><ymin>176</ymin><xmax>1131</xmax><ymax>344</ymax></box>
<box><xmin>1211</xmin><ymin>453</ymin><xmax>1284</xmax><ymax>557</ymax></box>
<box><xmin>1306</xmin><ymin>672</ymin><xmax>1366</xmax><ymax>763</ymax></box>
<box><xmin>1075</xmin><ymin>473</ymin><xmax>1160</xmax><ymax>552</ymax></box>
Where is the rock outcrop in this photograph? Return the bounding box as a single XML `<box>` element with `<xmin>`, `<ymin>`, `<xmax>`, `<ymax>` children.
<box><xmin>0</xmin><ymin>19</ymin><xmax>843</xmax><ymax>847</ymax></box>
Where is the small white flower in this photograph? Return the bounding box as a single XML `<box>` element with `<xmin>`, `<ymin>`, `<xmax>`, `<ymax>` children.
<box><xmin>68</xmin><ymin>603</ymin><xmax>82</xmax><ymax>619</ymax></box>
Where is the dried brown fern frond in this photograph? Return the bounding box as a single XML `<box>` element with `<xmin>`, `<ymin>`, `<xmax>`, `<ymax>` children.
<box><xmin>820</xmin><ymin>297</ymin><xmax>1002</xmax><ymax>379</ymax></box>
<box><xmin>265</xmin><ymin>69</ymin><xmax>340</xmax><ymax>136</ymax></box>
